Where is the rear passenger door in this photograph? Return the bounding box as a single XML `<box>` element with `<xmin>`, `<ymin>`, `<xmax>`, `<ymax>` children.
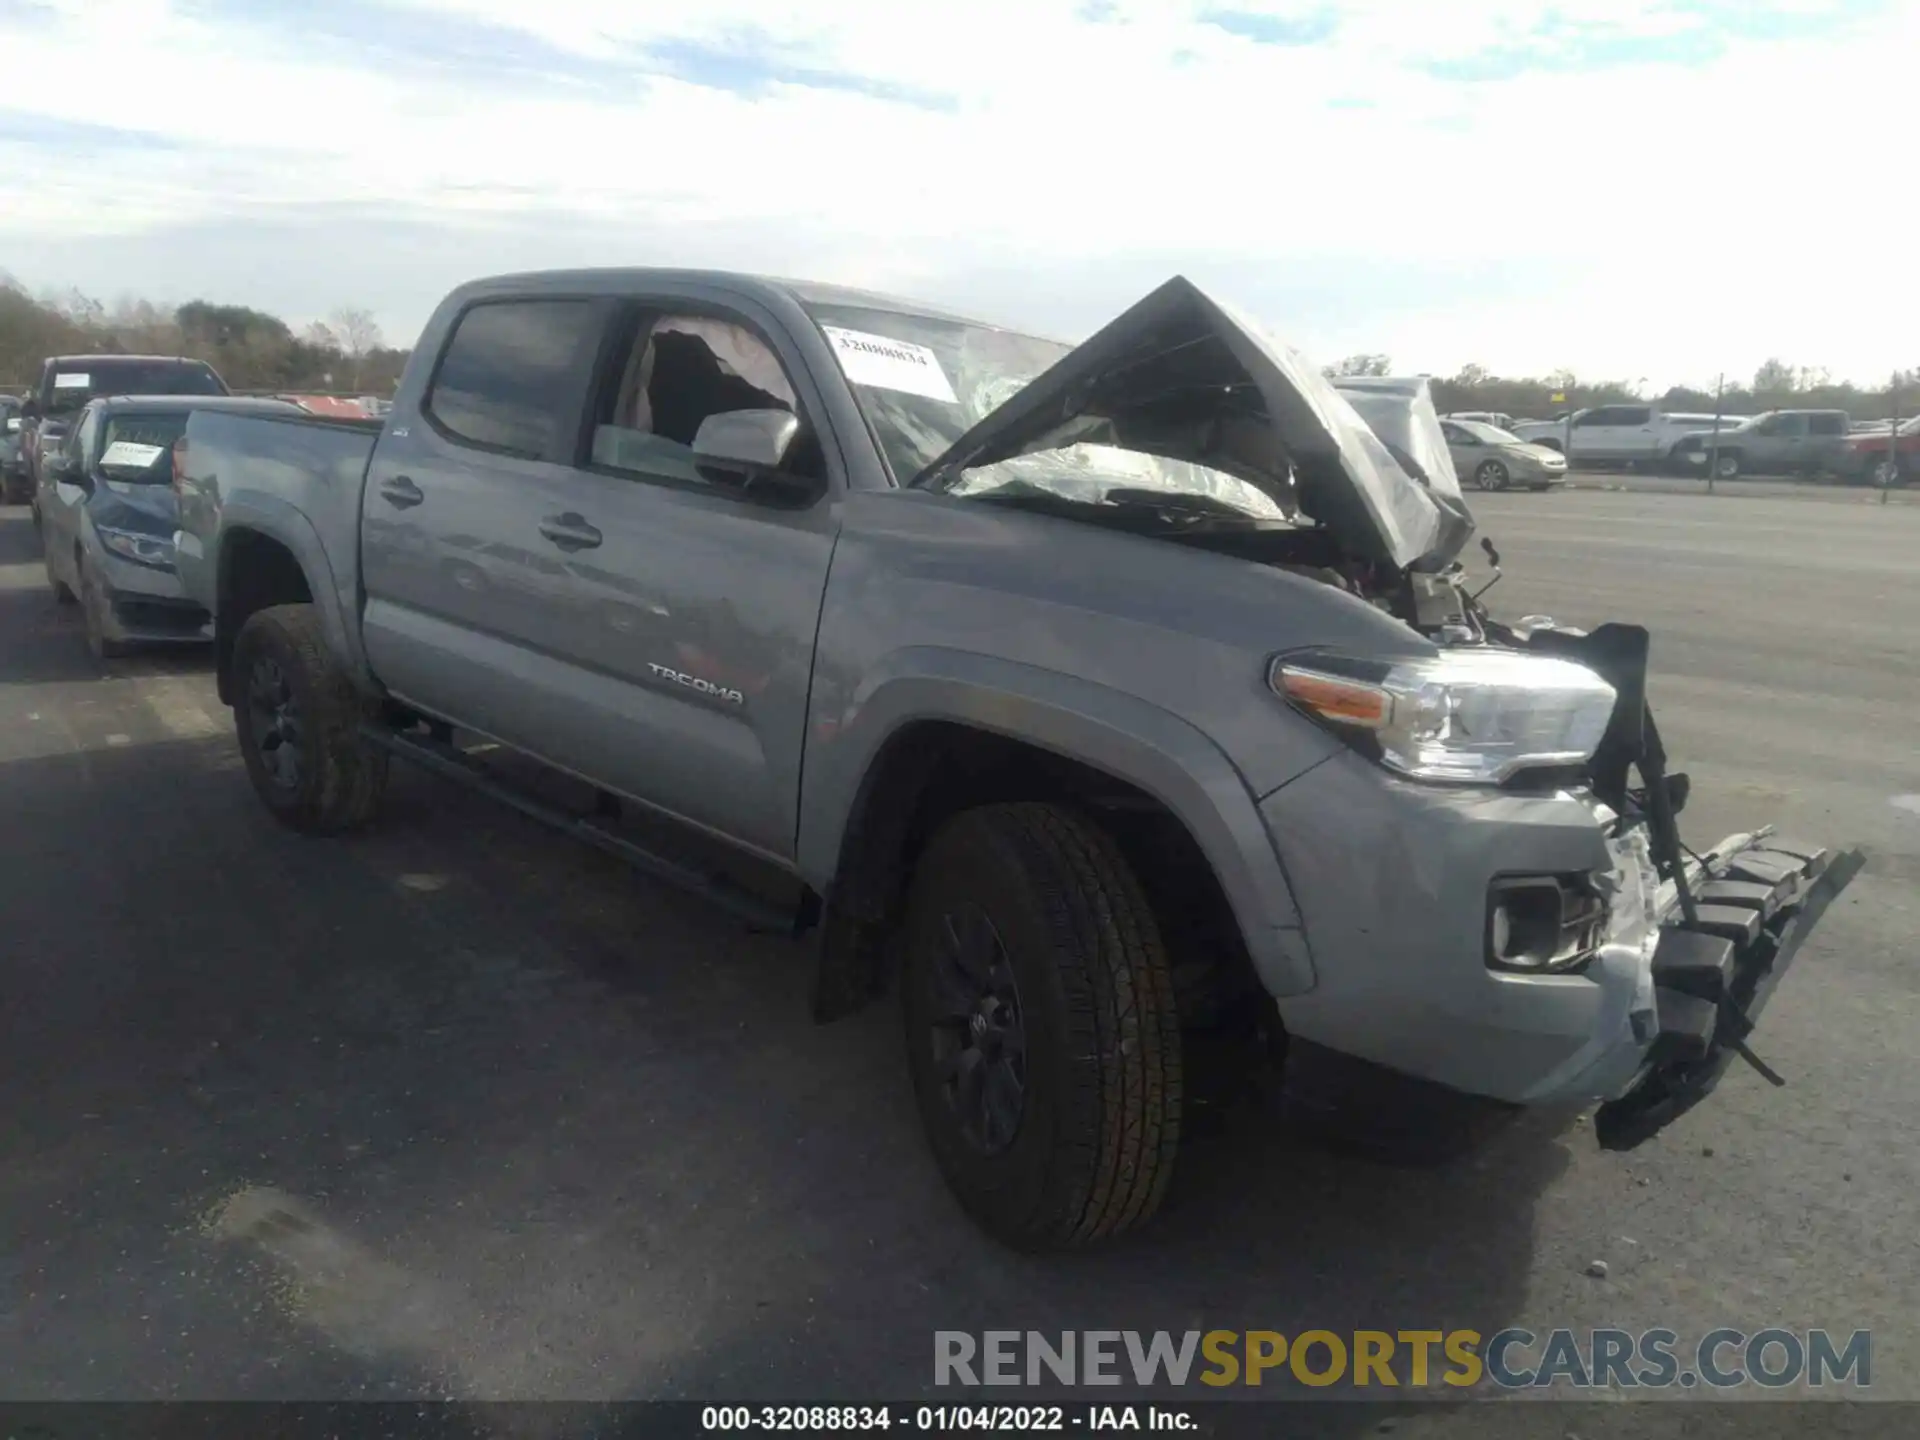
<box><xmin>1805</xmin><ymin>411</ymin><xmax>1847</xmax><ymax>471</ymax></box>
<box><xmin>359</xmin><ymin>295</ymin><xmax>612</xmax><ymax>757</ymax></box>
<box><xmin>1762</xmin><ymin>412</ymin><xmax>1807</xmax><ymax>472</ymax></box>
<box><xmin>1613</xmin><ymin>406</ymin><xmax>1658</xmax><ymax>460</ymax></box>
<box><xmin>532</xmin><ymin>295</ymin><xmax>843</xmax><ymax>861</ymax></box>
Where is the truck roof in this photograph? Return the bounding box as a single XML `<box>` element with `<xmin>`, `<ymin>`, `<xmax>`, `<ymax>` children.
<box><xmin>455</xmin><ymin>268</ymin><xmax>1023</xmax><ymax>333</ymax></box>
<box><xmin>42</xmin><ymin>353</ymin><xmax>211</xmax><ymax>367</ymax></box>
<box><xmin>85</xmin><ymin>394</ymin><xmax>297</xmax><ymax>415</ymax></box>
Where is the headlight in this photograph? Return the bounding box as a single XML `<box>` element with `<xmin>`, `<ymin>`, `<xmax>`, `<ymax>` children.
<box><xmin>97</xmin><ymin>526</ymin><xmax>175</xmax><ymax>569</ymax></box>
<box><xmin>1270</xmin><ymin>647</ymin><xmax>1618</xmax><ymax>785</ymax></box>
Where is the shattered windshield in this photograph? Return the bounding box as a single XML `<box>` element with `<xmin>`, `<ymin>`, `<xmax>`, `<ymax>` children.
<box><xmin>805</xmin><ymin>303</ymin><xmax>1290</xmax><ymax>520</ymax></box>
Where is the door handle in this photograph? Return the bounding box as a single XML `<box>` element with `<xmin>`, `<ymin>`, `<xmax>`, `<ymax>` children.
<box><xmin>378</xmin><ymin>475</ymin><xmax>424</xmax><ymax>509</ymax></box>
<box><xmin>539</xmin><ymin>513</ymin><xmax>603</xmax><ymax>552</ymax></box>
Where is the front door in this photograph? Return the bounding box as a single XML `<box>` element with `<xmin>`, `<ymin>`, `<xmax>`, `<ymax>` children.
<box><xmin>1764</xmin><ymin>412</ymin><xmax>1807</xmax><ymax>471</ymax></box>
<box><xmin>41</xmin><ymin>405</ymin><xmax>100</xmax><ymax>591</ymax></box>
<box><xmin>1570</xmin><ymin>407</ymin><xmax>1621</xmax><ymax>461</ymax></box>
<box><xmin>359</xmin><ymin>296</ymin><xmax>613</xmax><ymax>756</ymax></box>
<box><xmin>526</xmin><ymin>300</ymin><xmax>842</xmax><ymax>860</ymax></box>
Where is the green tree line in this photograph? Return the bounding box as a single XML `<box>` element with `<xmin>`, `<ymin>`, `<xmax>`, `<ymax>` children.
<box><xmin>1329</xmin><ymin>353</ymin><xmax>1918</xmax><ymax>423</ymax></box>
<box><xmin>1</xmin><ymin>274</ymin><xmax>409</xmax><ymax>397</ymax></box>
<box><xmin>7</xmin><ymin>271</ymin><xmax>1911</xmax><ymax>425</ymax></box>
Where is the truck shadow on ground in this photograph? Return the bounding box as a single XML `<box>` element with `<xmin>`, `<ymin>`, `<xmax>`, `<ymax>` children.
<box><xmin>0</xmin><ymin>706</ymin><xmax>1575</xmax><ymax>1419</ymax></box>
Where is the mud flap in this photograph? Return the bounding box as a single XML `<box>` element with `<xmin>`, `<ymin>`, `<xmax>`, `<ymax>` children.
<box><xmin>1593</xmin><ymin>841</ymin><xmax>1865</xmax><ymax>1150</ymax></box>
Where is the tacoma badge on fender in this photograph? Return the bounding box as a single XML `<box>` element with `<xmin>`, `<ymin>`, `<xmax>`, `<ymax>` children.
<box><xmin>647</xmin><ymin>662</ymin><xmax>747</xmax><ymax>706</ymax></box>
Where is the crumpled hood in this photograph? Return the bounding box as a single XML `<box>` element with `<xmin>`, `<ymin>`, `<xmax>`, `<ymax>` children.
<box><xmin>1328</xmin><ymin>375</ymin><xmax>1480</xmax><ymax>536</ymax></box>
<box><xmin>912</xmin><ymin>276</ymin><xmax>1475</xmax><ymax>571</ymax></box>
<box><xmin>88</xmin><ymin>478</ymin><xmax>178</xmax><ymax>538</ymax></box>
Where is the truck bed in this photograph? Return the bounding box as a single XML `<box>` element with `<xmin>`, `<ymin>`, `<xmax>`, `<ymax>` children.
<box><xmin>174</xmin><ymin>407</ymin><xmax>386</xmax><ymax>647</ymax></box>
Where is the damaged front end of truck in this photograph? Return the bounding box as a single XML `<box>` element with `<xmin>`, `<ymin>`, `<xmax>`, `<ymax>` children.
<box><xmin>908</xmin><ymin>275</ymin><xmax>1861</xmax><ymax>1147</ymax></box>
<box><xmin>1508</xmin><ymin>618</ymin><xmax>1864</xmax><ymax>1148</ymax></box>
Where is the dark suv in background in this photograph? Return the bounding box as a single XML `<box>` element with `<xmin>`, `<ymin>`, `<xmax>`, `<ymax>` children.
<box><xmin>18</xmin><ymin>355</ymin><xmax>229</xmax><ymax>507</ymax></box>
<box><xmin>2</xmin><ymin>394</ymin><xmax>26</xmax><ymax>503</ymax></box>
<box><xmin>1667</xmin><ymin>408</ymin><xmax>1853</xmax><ymax>480</ymax></box>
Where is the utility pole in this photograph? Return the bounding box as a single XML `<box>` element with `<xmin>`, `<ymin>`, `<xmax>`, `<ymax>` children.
<box><xmin>1706</xmin><ymin>374</ymin><xmax>1726</xmax><ymax>495</ymax></box>
<box><xmin>1885</xmin><ymin>370</ymin><xmax>1901</xmax><ymax>506</ymax></box>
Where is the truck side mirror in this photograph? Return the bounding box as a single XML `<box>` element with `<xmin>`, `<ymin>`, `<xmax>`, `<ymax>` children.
<box><xmin>692</xmin><ymin>408</ymin><xmax>799</xmax><ymax>469</ymax></box>
<box><xmin>690</xmin><ymin>408</ymin><xmax>822</xmax><ymax>506</ymax></box>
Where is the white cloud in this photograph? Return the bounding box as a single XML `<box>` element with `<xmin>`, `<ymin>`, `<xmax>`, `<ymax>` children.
<box><xmin>1</xmin><ymin>0</ymin><xmax>1913</xmax><ymax>387</ymax></box>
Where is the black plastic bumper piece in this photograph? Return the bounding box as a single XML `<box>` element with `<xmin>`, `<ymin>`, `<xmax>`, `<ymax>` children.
<box><xmin>1594</xmin><ymin>842</ymin><xmax>1865</xmax><ymax>1151</ymax></box>
<box><xmin>1687</xmin><ymin>903</ymin><xmax>1763</xmax><ymax>948</ymax></box>
<box><xmin>1696</xmin><ymin>878</ymin><xmax>1782</xmax><ymax>918</ymax></box>
<box><xmin>1650</xmin><ymin>928</ymin><xmax>1736</xmax><ymax>1001</ymax></box>
<box><xmin>1649</xmin><ymin>986</ymin><xmax>1718</xmax><ymax>1063</ymax></box>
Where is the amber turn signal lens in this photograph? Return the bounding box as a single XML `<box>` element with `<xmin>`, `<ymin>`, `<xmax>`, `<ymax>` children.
<box><xmin>1276</xmin><ymin>668</ymin><xmax>1390</xmax><ymax>727</ymax></box>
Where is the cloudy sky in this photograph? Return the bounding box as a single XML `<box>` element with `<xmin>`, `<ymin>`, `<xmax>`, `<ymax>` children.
<box><xmin>0</xmin><ymin>0</ymin><xmax>1910</xmax><ymax>387</ymax></box>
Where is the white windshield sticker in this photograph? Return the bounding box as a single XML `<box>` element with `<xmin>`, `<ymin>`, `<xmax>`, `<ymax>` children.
<box><xmin>821</xmin><ymin>326</ymin><xmax>957</xmax><ymax>403</ymax></box>
<box><xmin>100</xmin><ymin>441</ymin><xmax>166</xmax><ymax>469</ymax></box>
<box><xmin>54</xmin><ymin>372</ymin><xmax>91</xmax><ymax>389</ymax></box>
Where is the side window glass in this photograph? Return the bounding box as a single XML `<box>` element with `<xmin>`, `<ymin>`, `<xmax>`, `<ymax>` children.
<box><xmin>590</xmin><ymin>313</ymin><xmax>823</xmax><ymax>483</ymax></box>
<box><xmin>72</xmin><ymin>410</ymin><xmax>98</xmax><ymax>464</ymax></box>
<box><xmin>425</xmin><ymin>300</ymin><xmax>599</xmax><ymax>459</ymax></box>
<box><xmin>1808</xmin><ymin>413</ymin><xmax>1845</xmax><ymax>436</ymax></box>
<box><xmin>1774</xmin><ymin>414</ymin><xmax>1806</xmax><ymax>437</ymax></box>
<box><xmin>1620</xmin><ymin>407</ymin><xmax>1652</xmax><ymax>426</ymax></box>
<box><xmin>1577</xmin><ymin>409</ymin><xmax>1614</xmax><ymax>427</ymax></box>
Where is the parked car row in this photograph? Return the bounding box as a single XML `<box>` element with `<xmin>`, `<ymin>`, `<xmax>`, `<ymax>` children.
<box><xmin>1479</xmin><ymin>405</ymin><xmax>1906</xmax><ymax>483</ymax></box>
<box><xmin>33</xmin><ymin>394</ymin><xmax>304</xmax><ymax>659</ymax></box>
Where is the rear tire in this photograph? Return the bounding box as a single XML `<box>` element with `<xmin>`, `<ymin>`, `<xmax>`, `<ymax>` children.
<box><xmin>232</xmin><ymin>603</ymin><xmax>388</xmax><ymax>834</ymax></box>
<box><xmin>900</xmin><ymin>802</ymin><xmax>1182</xmax><ymax>1250</ymax></box>
<box><xmin>1473</xmin><ymin>459</ymin><xmax>1511</xmax><ymax>491</ymax></box>
<box><xmin>1712</xmin><ymin>451</ymin><xmax>1742</xmax><ymax>480</ymax></box>
<box><xmin>1868</xmin><ymin>455</ymin><xmax>1907</xmax><ymax>488</ymax></box>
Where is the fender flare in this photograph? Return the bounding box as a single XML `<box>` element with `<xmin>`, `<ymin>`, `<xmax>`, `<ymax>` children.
<box><xmin>213</xmin><ymin>494</ymin><xmax>372</xmax><ymax>698</ymax></box>
<box><xmin>799</xmin><ymin>648</ymin><xmax>1318</xmax><ymax>1000</ymax></box>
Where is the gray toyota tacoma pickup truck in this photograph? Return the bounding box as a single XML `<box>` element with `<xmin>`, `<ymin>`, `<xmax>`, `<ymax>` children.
<box><xmin>175</xmin><ymin>269</ymin><xmax>1859</xmax><ymax>1250</ymax></box>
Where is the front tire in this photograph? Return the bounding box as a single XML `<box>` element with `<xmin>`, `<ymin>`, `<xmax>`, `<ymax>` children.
<box><xmin>232</xmin><ymin>603</ymin><xmax>388</xmax><ymax>834</ymax></box>
<box><xmin>45</xmin><ymin>546</ymin><xmax>75</xmax><ymax>605</ymax></box>
<box><xmin>901</xmin><ymin>802</ymin><xmax>1182</xmax><ymax>1250</ymax></box>
<box><xmin>1473</xmin><ymin>459</ymin><xmax>1511</xmax><ymax>491</ymax></box>
<box><xmin>78</xmin><ymin>556</ymin><xmax>128</xmax><ymax>659</ymax></box>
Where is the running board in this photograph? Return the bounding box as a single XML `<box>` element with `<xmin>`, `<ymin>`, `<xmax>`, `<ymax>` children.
<box><xmin>360</xmin><ymin>725</ymin><xmax>802</xmax><ymax>934</ymax></box>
